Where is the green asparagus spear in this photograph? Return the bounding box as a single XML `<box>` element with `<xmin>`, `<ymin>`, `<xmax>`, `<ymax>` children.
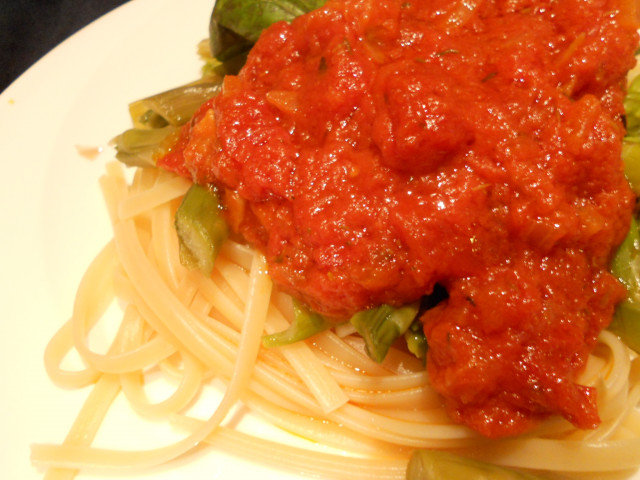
<box><xmin>350</xmin><ymin>303</ymin><xmax>419</xmax><ymax>363</ymax></box>
<box><xmin>610</xmin><ymin>217</ymin><xmax>640</xmax><ymax>353</ymax></box>
<box><xmin>129</xmin><ymin>81</ymin><xmax>222</xmax><ymax>129</ymax></box>
<box><xmin>174</xmin><ymin>185</ymin><xmax>229</xmax><ymax>275</ymax></box>
<box><xmin>404</xmin><ymin>318</ymin><xmax>428</xmax><ymax>361</ymax></box>
<box><xmin>111</xmin><ymin>126</ymin><xmax>177</xmax><ymax>168</ymax></box>
<box><xmin>262</xmin><ymin>299</ymin><xmax>330</xmax><ymax>347</ymax></box>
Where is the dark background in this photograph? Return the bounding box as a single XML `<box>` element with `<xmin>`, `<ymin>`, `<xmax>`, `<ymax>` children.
<box><xmin>1</xmin><ymin>0</ymin><xmax>130</xmax><ymax>92</ymax></box>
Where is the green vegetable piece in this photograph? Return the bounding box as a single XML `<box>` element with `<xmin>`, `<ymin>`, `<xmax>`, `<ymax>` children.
<box><xmin>622</xmin><ymin>141</ymin><xmax>640</xmax><ymax>194</ymax></box>
<box><xmin>624</xmin><ymin>75</ymin><xmax>640</xmax><ymax>137</ymax></box>
<box><xmin>611</xmin><ymin>217</ymin><xmax>640</xmax><ymax>298</ymax></box>
<box><xmin>350</xmin><ymin>303</ymin><xmax>419</xmax><ymax>363</ymax></box>
<box><xmin>129</xmin><ymin>81</ymin><xmax>222</xmax><ymax>128</ymax></box>
<box><xmin>111</xmin><ymin>125</ymin><xmax>177</xmax><ymax>168</ymax></box>
<box><xmin>623</xmin><ymin>71</ymin><xmax>640</xmax><ymax>192</ymax></box>
<box><xmin>407</xmin><ymin>450</ymin><xmax>545</xmax><ymax>480</ymax></box>
<box><xmin>209</xmin><ymin>19</ymin><xmax>253</xmax><ymax>63</ymax></box>
<box><xmin>610</xmin><ymin>217</ymin><xmax>640</xmax><ymax>354</ymax></box>
<box><xmin>610</xmin><ymin>301</ymin><xmax>640</xmax><ymax>354</ymax></box>
<box><xmin>623</xmin><ymin>73</ymin><xmax>640</xmax><ymax>192</ymax></box>
<box><xmin>611</xmin><ymin>69</ymin><xmax>640</xmax><ymax>353</ymax></box>
<box><xmin>111</xmin><ymin>81</ymin><xmax>222</xmax><ymax>168</ymax></box>
<box><xmin>262</xmin><ymin>299</ymin><xmax>330</xmax><ymax>347</ymax></box>
<box><xmin>212</xmin><ymin>0</ymin><xmax>326</xmax><ymax>44</ymax></box>
<box><xmin>174</xmin><ymin>185</ymin><xmax>229</xmax><ymax>275</ymax></box>
<box><xmin>404</xmin><ymin>318</ymin><xmax>428</xmax><ymax>361</ymax></box>
<box><xmin>207</xmin><ymin>0</ymin><xmax>326</xmax><ymax>75</ymax></box>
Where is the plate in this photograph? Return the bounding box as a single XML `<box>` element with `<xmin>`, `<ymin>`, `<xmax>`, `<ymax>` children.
<box><xmin>0</xmin><ymin>0</ymin><xmax>638</xmax><ymax>479</ymax></box>
<box><xmin>0</xmin><ymin>0</ymin><xmax>303</xmax><ymax>478</ymax></box>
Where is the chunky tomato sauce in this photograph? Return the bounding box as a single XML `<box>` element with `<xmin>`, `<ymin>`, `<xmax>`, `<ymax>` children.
<box><xmin>160</xmin><ymin>0</ymin><xmax>639</xmax><ymax>437</ymax></box>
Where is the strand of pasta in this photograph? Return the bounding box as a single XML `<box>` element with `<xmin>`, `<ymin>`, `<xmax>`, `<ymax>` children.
<box><xmin>599</xmin><ymin>330</ymin><xmax>633</xmax><ymax>398</ymax></box>
<box><xmin>241</xmin><ymin>391</ymin><xmax>410</xmax><ymax>455</ymax></box>
<box><xmin>118</xmin><ymin>174</ymin><xmax>190</xmax><ymax>220</ymax></box>
<box><xmin>211</xmin><ymin>257</ymin><xmax>247</xmax><ymax>309</ymax></box>
<box><xmin>42</xmin><ymin>280</ymin><xmax>150</xmax><ymax>480</ymax></box>
<box><xmin>366</xmin><ymin>406</ymin><xmax>451</xmax><ymax>424</ymax></box>
<box><xmin>219</xmin><ymin>238</ymin><xmax>255</xmax><ymax>269</ymax></box>
<box><xmin>42</xmin><ymin>375</ymin><xmax>121</xmax><ymax>480</ymax></box>
<box><xmin>172</xmin><ymin>416</ymin><xmax>408</xmax><ymax>480</ymax></box>
<box><xmin>71</xmin><ymin>244</ymin><xmax>176</xmax><ymax>375</ymax></box>
<box><xmin>344</xmin><ymin>384</ymin><xmax>440</xmax><ymax>409</ymax></box>
<box><xmin>44</xmin><ymin>240</ymin><xmax>118</xmax><ymax>389</ymax></box>
<box><xmin>149</xmin><ymin>199</ymin><xmax>186</xmax><ymax>291</ymax></box>
<box><xmin>31</xmin><ymin>251</ymin><xmax>272</xmax><ymax>471</ymax></box>
<box><xmin>328</xmin><ymin>369</ymin><xmax>431</xmax><ymax>390</ymax></box>
<box><xmin>605</xmin><ymin>377</ymin><xmax>640</xmax><ymax>439</ymax></box>
<box><xmin>77</xmin><ymin>306</ymin><xmax>176</xmax><ymax>374</ymax></box>
<box><xmin>44</xmin><ymin>318</ymin><xmax>100</xmax><ymax>389</ymax></box>
<box><xmin>328</xmin><ymin>403</ymin><xmax>477</xmax><ymax>447</ymax></box>
<box><xmin>119</xmin><ymin>331</ymin><xmax>204</xmax><ymax>419</ymax></box>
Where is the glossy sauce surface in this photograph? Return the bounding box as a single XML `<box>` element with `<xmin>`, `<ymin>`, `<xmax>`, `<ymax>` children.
<box><xmin>160</xmin><ymin>0</ymin><xmax>638</xmax><ymax>437</ymax></box>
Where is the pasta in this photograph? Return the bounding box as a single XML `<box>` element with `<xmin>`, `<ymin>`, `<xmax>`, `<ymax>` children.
<box><xmin>31</xmin><ymin>160</ymin><xmax>640</xmax><ymax>479</ymax></box>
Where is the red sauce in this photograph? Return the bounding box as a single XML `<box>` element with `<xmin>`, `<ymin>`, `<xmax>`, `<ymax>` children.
<box><xmin>160</xmin><ymin>0</ymin><xmax>639</xmax><ymax>437</ymax></box>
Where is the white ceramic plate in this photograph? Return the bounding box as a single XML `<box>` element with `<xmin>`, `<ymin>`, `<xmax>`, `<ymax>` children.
<box><xmin>0</xmin><ymin>1</ymin><xmax>304</xmax><ymax>478</ymax></box>
<box><xmin>1</xmin><ymin>1</ymin><xmax>639</xmax><ymax>479</ymax></box>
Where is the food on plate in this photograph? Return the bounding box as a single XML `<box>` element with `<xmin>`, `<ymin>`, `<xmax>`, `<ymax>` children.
<box><xmin>160</xmin><ymin>0</ymin><xmax>639</xmax><ymax>438</ymax></box>
<box><xmin>31</xmin><ymin>0</ymin><xmax>640</xmax><ymax>478</ymax></box>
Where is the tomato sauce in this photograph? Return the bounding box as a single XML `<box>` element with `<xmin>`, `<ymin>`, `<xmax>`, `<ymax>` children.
<box><xmin>159</xmin><ymin>0</ymin><xmax>639</xmax><ymax>437</ymax></box>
